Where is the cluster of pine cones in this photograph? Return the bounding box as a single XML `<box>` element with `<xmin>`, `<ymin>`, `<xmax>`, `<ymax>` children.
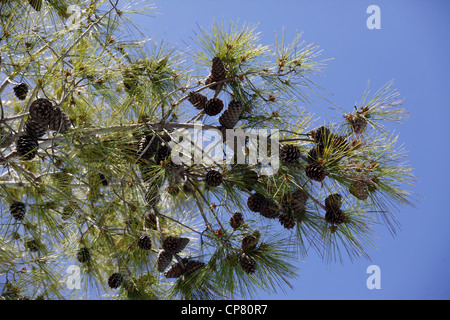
<box><xmin>13</xmin><ymin>83</ymin><xmax>71</xmax><ymax>161</ymax></box>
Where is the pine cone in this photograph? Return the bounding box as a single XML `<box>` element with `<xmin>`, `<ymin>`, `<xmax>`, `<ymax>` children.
<box><xmin>238</xmin><ymin>253</ymin><xmax>256</xmax><ymax>274</ymax></box>
<box><xmin>204</xmin><ymin>74</ymin><xmax>217</xmax><ymax>90</ymax></box>
<box><xmin>290</xmin><ymin>189</ymin><xmax>308</xmax><ymax>213</ymax></box>
<box><xmin>259</xmin><ymin>203</ymin><xmax>279</xmax><ymax>219</ymax></box>
<box><xmin>205</xmin><ymin>169</ymin><xmax>223</xmax><ymax>187</ymax></box>
<box><xmin>61</xmin><ymin>204</ymin><xmax>75</xmax><ymax>220</ymax></box>
<box><xmin>25</xmin><ymin>239</ymin><xmax>40</xmax><ymax>252</ymax></box>
<box><xmin>145</xmin><ymin>212</ymin><xmax>157</xmax><ymax>230</ymax></box>
<box><xmin>99</xmin><ymin>172</ymin><xmax>108</xmax><ymax>186</ymax></box>
<box><xmin>16</xmin><ymin>135</ymin><xmax>38</xmax><ymax>160</ymax></box>
<box><xmin>230</xmin><ymin>212</ymin><xmax>244</xmax><ymax>229</ymax></box>
<box><xmin>137</xmin><ymin>135</ymin><xmax>160</xmax><ymax>160</ymax></box>
<box><xmin>305</xmin><ymin>162</ymin><xmax>326</xmax><ymax>182</ymax></box>
<box><xmin>307</xmin><ymin>146</ymin><xmax>323</xmax><ymax>164</ymax></box>
<box><xmin>162</xmin><ymin>236</ymin><xmax>190</xmax><ymax>254</ymax></box>
<box><xmin>278</xmin><ymin>212</ymin><xmax>296</xmax><ymax>229</ymax></box>
<box><xmin>280</xmin><ymin>144</ymin><xmax>301</xmax><ymax>165</ymax></box>
<box><xmin>13</xmin><ymin>83</ymin><xmax>28</xmax><ymax>100</ymax></box>
<box><xmin>10</xmin><ymin>201</ymin><xmax>26</xmax><ymax>221</ymax></box>
<box><xmin>48</xmin><ymin>106</ymin><xmax>71</xmax><ymax>133</ymax></box>
<box><xmin>108</xmin><ymin>272</ymin><xmax>123</xmax><ymax>289</ymax></box>
<box><xmin>157</xmin><ymin>250</ymin><xmax>173</xmax><ymax>272</ymax></box>
<box><xmin>204</xmin><ymin>97</ymin><xmax>224</xmax><ymax>116</ymax></box>
<box><xmin>219</xmin><ymin>99</ymin><xmax>243</xmax><ymax>129</ymax></box>
<box><xmin>349</xmin><ymin>180</ymin><xmax>369</xmax><ymax>200</ymax></box>
<box><xmin>211</xmin><ymin>57</ymin><xmax>226</xmax><ymax>82</ymax></box>
<box><xmin>183</xmin><ymin>260</ymin><xmax>205</xmax><ymax>276</ymax></box>
<box><xmin>325</xmin><ymin>193</ymin><xmax>343</xmax><ymax>209</ymax></box>
<box><xmin>325</xmin><ymin>206</ymin><xmax>346</xmax><ymax>225</ymax></box>
<box><xmin>154</xmin><ymin>144</ymin><xmax>171</xmax><ymax>164</ymax></box>
<box><xmin>137</xmin><ymin>235</ymin><xmax>152</xmax><ymax>250</ymax></box>
<box><xmin>348</xmin><ymin>115</ymin><xmax>368</xmax><ymax>134</ymax></box>
<box><xmin>247</xmin><ymin>193</ymin><xmax>268</xmax><ymax>212</ymax></box>
<box><xmin>24</xmin><ymin>120</ymin><xmax>47</xmax><ymax>138</ymax></box>
<box><xmin>240</xmin><ymin>169</ymin><xmax>259</xmax><ymax>191</ymax></box>
<box><xmin>77</xmin><ymin>247</ymin><xmax>91</xmax><ymax>263</ymax></box>
<box><xmin>187</xmin><ymin>92</ymin><xmax>207</xmax><ymax>110</ymax></box>
<box><xmin>241</xmin><ymin>230</ymin><xmax>260</xmax><ymax>252</ymax></box>
<box><xmin>164</xmin><ymin>262</ymin><xmax>184</xmax><ymax>278</ymax></box>
<box><xmin>29</xmin><ymin>98</ymin><xmax>54</xmax><ymax>124</ymax></box>
<box><xmin>311</xmin><ymin>126</ymin><xmax>331</xmax><ymax>145</ymax></box>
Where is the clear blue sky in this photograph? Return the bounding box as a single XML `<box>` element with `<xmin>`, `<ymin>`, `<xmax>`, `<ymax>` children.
<box><xmin>133</xmin><ymin>0</ymin><xmax>450</xmax><ymax>299</ymax></box>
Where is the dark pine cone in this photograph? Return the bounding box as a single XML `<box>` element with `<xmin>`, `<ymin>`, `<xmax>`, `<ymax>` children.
<box><xmin>205</xmin><ymin>169</ymin><xmax>223</xmax><ymax>187</ymax></box>
<box><xmin>348</xmin><ymin>114</ymin><xmax>368</xmax><ymax>134</ymax></box>
<box><xmin>241</xmin><ymin>230</ymin><xmax>260</xmax><ymax>252</ymax></box>
<box><xmin>311</xmin><ymin>126</ymin><xmax>331</xmax><ymax>145</ymax></box>
<box><xmin>278</xmin><ymin>212</ymin><xmax>296</xmax><ymax>230</ymax></box>
<box><xmin>10</xmin><ymin>201</ymin><xmax>26</xmax><ymax>221</ymax></box>
<box><xmin>137</xmin><ymin>135</ymin><xmax>160</xmax><ymax>161</ymax></box>
<box><xmin>239</xmin><ymin>169</ymin><xmax>259</xmax><ymax>192</ymax></box>
<box><xmin>48</xmin><ymin>106</ymin><xmax>71</xmax><ymax>133</ymax></box>
<box><xmin>211</xmin><ymin>57</ymin><xmax>227</xmax><ymax>82</ymax></box>
<box><xmin>16</xmin><ymin>134</ymin><xmax>39</xmax><ymax>160</ymax></box>
<box><xmin>349</xmin><ymin>180</ymin><xmax>369</xmax><ymax>200</ymax></box>
<box><xmin>204</xmin><ymin>97</ymin><xmax>224</xmax><ymax>116</ymax></box>
<box><xmin>145</xmin><ymin>212</ymin><xmax>157</xmax><ymax>230</ymax></box>
<box><xmin>247</xmin><ymin>193</ymin><xmax>268</xmax><ymax>213</ymax></box>
<box><xmin>219</xmin><ymin>99</ymin><xmax>243</xmax><ymax>129</ymax></box>
<box><xmin>307</xmin><ymin>146</ymin><xmax>324</xmax><ymax>164</ymax></box>
<box><xmin>13</xmin><ymin>83</ymin><xmax>29</xmax><ymax>100</ymax></box>
<box><xmin>107</xmin><ymin>272</ymin><xmax>123</xmax><ymax>289</ymax></box>
<box><xmin>187</xmin><ymin>91</ymin><xmax>207</xmax><ymax>110</ymax></box>
<box><xmin>29</xmin><ymin>98</ymin><xmax>54</xmax><ymax>124</ymax></box>
<box><xmin>157</xmin><ymin>250</ymin><xmax>173</xmax><ymax>272</ymax></box>
<box><xmin>137</xmin><ymin>235</ymin><xmax>152</xmax><ymax>250</ymax></box>
<box><xmin>305</xmin><ymin>162</ymin><xmax>326</xmax><ymax>182</ymax></box>
<box><xmin>259</xmin><ymin>202</ymin><xmax>279</xmax><ymax>219</ymax></box>
<box><xmin>24</xmin><ymin>120</ymin><xmax>47</xmax><ymax>138</ymax></box>
<box><xmin>154</xmin><ymin>144</ymin><xmax>171</xmax><ymax>164</ymax></box>
<box><xmin>325</xmin><ymin>206</ymin><xmax>346</xmax><ymax>225</ymax></box>
<box><xmin>230</xmin><ymin>212</ymin><xmax>244</xmax><ymax>229</ymax></box>
<box><xmin>164</xmin><ymin>259</ymin><xmax>204</xmax><ymax>278</ymax></box>
<box><xmin>77</xmin><ymin>247</ymin><xmax>91</xmax><ymax>263</ymax></box>
<box><xmin>325</xmin><ymin>193</ymin><xmax>343</xmax><ymax>209</ymax></box>
<box><xmin>162</xmin><ymin>236</ymin><xmax>190</xmax><ymax>254</ymax></box>
<box><xmin>280</xmin><ymin>144</ymin><xmax>301</xmax><ymax>165</ymax></box>
<box><xmin>238</xmin><ymin>253</ymin><xmax>256</xmax><ymax>274</ymax></box>
<box><xmin>290</xmin><ymin>189</ymin><xmax>308</xmax><ymax>213</ymax></box>
<box><xmin>25</xmin><ymin>239</ymin><xmax>40</xmax><ymax>252</ymax></box>
<box><xmin>183</xmin><ymin>260</ymin><xmax>205</xmax><ymax>276</ymax></box>
<box><xmin>164</xmin><ymin>261</ymin><xmax>184</xmax><ymax>279</ymax></box>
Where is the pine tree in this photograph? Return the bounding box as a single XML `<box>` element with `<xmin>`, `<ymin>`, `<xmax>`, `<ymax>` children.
<box><xmin>0</xmin><ymin>1</ymin><xmax>415</xmax><ymax>301</ymax></box>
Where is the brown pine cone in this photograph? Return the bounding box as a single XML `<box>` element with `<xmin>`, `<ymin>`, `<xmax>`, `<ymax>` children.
<box><xmin>29</xmin><ymin>98</ymin><xmax>54</xmax><ymax>124</ymax></box>
<box><xmin>247</xmin><ymin>193</ymin><xmax>268</xmax><ymax>213</ymax></box>
<box><xmin>162</xmin><ymin>236</ymin><xmax>190</xmax><ymax>254</ymax></box>
<box><xmin>187</xmin><ymin>91</ymin><xmax>207</xmax><ymax>110</ymax></box>
<box><xmin>204</xmin><ymin>97</ymin><xmax>224</xmax><ymax>116</ymax></box>
<box><xmin>205</xmin><ymin>169</ymin><xmax>223</xmax><ymax>187</ymax></box>
<box><xmin>230</xmin><ymin>212</ymin><xmax>244</xmax><ymax>229</ymax></box>
<box><xmin>305</xmin><ymin>162</ymin><xmax>326</xmax><ymax>182</ymax></box>
<box><xmin>219</xmin><ymin>99</ymin><xmax>243</xmax><ymax>129</ymax></box>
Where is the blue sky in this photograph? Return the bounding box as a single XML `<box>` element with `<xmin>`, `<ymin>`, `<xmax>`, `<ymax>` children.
<box><xmin>132</xmin><ymin>0</ymin><xmax>450</xmax><ymax>299</ymax></box>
